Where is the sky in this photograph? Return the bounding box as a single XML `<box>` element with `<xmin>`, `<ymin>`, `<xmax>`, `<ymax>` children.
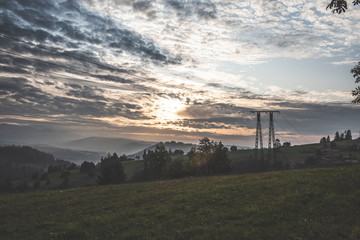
<box><xmin>0</xmin><ymin>0</ymin><xmax>360</xmax><ymax>147</ymax></box>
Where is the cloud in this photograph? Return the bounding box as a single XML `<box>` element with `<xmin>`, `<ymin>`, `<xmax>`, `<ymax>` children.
<box><xmin>0</xmin><ymin>0</ymin><xmax>180</xmax><ymax>66</ymax></box>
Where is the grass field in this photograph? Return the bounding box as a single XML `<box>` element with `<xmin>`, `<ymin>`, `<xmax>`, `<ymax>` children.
<box><xmin>1</xmin><ymin>165</ymin><xmax>360</xmax><ymax>239</ymax></box>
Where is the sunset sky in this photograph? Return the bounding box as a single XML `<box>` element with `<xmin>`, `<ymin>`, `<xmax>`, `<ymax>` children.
<box><xmin>0</xmin><ymin>0</ymin><xmax>360</xmax><ymax>147</ymax></box>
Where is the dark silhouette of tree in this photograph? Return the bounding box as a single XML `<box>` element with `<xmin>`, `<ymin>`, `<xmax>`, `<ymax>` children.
<box><xmin>351</xmin><ymin>62</ymin><xmax>360</xmax><ymax>103</ymax></box>
<box><xmin>334</xmin><ymin>131</ymin><xmax>340</xmax><ymax>141</ymax></box>
<box><xmin>80</xmin><ymin>161</ymin><xmax>96</xmax><ymax>174</ymax></box>
<box><xmin>345</xmin><ymin>129</ymin><xmax>352</xmax><ymax>140</ymax></box>
<box><xmin>207</xmin><ymin>141</ymin><xmax>231</xmax><ymax>174</ymax></box>
<box><xmin>327</xmin><ymin>0</ymin><xmax>359</xmax><ymax>13</ymax></box>
<box><xmin>340</xmin><ymin>132</ymin><xmax>345</xmax><ymax>141</ymax></box>
<box><xmin>173</xmin><ymin>149</ymin><xmax>184</xmax><ymax>155</ymax></box>
<box><xmin>327</xmin><ymin>135</ymin><xmax>331</xmax><ymax>142</ymax></box>
<box><xmin>98</xmin><ymin>153</ymin><xmax>126</xmax><ymax>185</ymax></box>
<box><xmin>119</xmin><ymin>154</ymin><xmax>128</xmax><ymax>161</ymax></box>
<box><xmin>320</xmin><ymin>137</ymin><xmax>327</xmax><ymax>147</ymax></box>
<box><xmin>283</xmin><ymin>142</ymin><xmax>291</xmax><ymax>147</ymax></box>
<box><xmin>187</xmin><ymin>137</ymin><xmax>231</xmax><ymax>175</ymax></box>
<box><xmin>230</xmin><ymin>145</ymin><xmax>237</xmax><ymax>152</ymax></box>
<box><xmin>146</xmin><ymin>145</ymin><xmax>170</xmax><ymax>179</ymax></box>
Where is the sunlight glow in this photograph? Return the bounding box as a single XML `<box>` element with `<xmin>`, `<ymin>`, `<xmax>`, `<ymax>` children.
<box><xmin>154</xmin><ymin>98</ymin><xmax>186</xmax><ymax>122</ymax></box>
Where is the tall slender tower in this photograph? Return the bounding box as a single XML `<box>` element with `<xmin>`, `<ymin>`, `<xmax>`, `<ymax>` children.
<box><xmin>250</xmin><ymin>111</ymin><xmax>279</xmax><ymax>169</ymax></box>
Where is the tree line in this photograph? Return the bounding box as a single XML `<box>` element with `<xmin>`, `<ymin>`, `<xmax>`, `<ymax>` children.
<box><xmin>320</xmin><ymin>129</ymin><xmax>353</xmax><ymax>144</ymax></box>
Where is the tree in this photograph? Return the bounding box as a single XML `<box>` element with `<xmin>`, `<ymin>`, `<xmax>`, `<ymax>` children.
<box><xmin>334</xmin><ymin>131</ymin><xmax>340</xmax><ymax>141</ymax></box>
<box><xmin>230</xmin><ymin>145</ymin><xmax>237</xmax><ymax>152</ymax></box>
<box><xmin>173</xmin><ymin>149</ymin><xmax>184</xmax><ymax>155</ymax></box>
<box><xmin>97</xmin><ymin>153</ymin><xmax>126</xmax><ymax>185</ymax></box>
<box><xmin>351</xmin><ymin>62</ymin><xmax>360</xmax><ymax>103</ymax></box>
<box><xmin>146</xmin><ymin>145</ymin><xmax>171</xmax><ymax>179</ymax></box>
<box><xmin>340</xmin><ymin>132</ymin><xmax>345</xmax><ymax>141</ymax></box>
<box><xmin>320</xmin><ymin>137</ymin><xmax>327</xmax><ymax>144</ymax></box>
<box><xmin>80</xmin><ymin>161</ymin><xmax>96</xmax><ymax>174</ymax></box>
<box><xmin>167</xmin><ymin>159</ymin><xmax>187</xmax><ymax>178</ymax></box>
<box><xmin>326</xmin><ymin>135</ymin><xmax>331</xmax><ymax>142</ymax></box>
<box><xmin>283</xmin><ymin>142</ymin><xmax>291</xmax><ymax>147</ymax></box>
<box><xmin>345</xmin><ymin>129</ymin><xmax>352</xmax><ymax>140</ymax></box>
<box><xmin>327</xmin><ymin>0</ymin><xmax>359</xmax><ymax>13</ymax></box>
<box><xmin>187</xmin><ymin>137</ymin><xmax>231</xmax><ymax>175</ymax></box>
<box><xmin>119</xmin><ymin>154</ymin><xmax>128</xmax><ymax>161</ymax></box>
<box><xmin>207</xmin><ymin>141</ymin><xmax>231</xmax><ymax>174</ymax></box>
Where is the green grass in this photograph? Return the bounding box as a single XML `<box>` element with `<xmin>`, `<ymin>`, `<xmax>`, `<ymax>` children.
<box><xmin>1</xmin><ymin>165</ymin><xmax>360</xmax><ymax>239</ymax></box>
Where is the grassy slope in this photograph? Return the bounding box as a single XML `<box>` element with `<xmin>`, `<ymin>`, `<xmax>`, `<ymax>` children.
<box><xmin>1</xmin><ymin>165</ymin><xmax>360</xmax><ymax>240</ymax></box>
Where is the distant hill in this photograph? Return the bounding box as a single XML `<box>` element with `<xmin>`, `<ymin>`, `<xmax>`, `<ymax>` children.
<box><xmin>0</xmin><ymin>145</ymin><xmax>70</xmax><ymax>180</ymax></box>
<box><xmin>32</xmin><ymin>145</ymin><xmax>105</xmax><ymax>164</ymax></box>
<box><xmin>60</xmin><ymin>137</ymin><xmax>156</xmax><ymax>155</ymax></box>
<box><xmin>128</xmin><ymin>141</ymin><xmax>196</xmax><ymax>160</ymax></box>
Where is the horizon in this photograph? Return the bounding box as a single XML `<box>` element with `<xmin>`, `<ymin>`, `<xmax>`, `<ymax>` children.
<box><xmin>1</xmin><ymin>0</ymin><xmax>360</xmax><ymax>148</ymax></box>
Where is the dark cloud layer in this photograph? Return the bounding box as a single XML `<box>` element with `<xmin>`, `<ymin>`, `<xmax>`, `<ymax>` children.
<box><xmin>0</xmin><ymin>0</ymin><xmax>180</xmax><ymax>66</ymax></box>
<box><xmin>0</xmin><ymin>77</ymin><xmax>150</xmax><ymax>120</ymax></box>
<box><xmin>166</xmin><ymin>0</ymin><xmax>217</xmax><ymax>20</ymax></box>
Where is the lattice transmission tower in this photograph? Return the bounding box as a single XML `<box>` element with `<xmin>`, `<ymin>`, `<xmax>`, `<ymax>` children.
<box><xmin>250</xmin><ymin>110</ymin><xmax>280</xmax><ymax>170</ymax></box>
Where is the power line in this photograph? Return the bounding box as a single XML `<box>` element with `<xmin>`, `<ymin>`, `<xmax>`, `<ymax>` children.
<box><xmin>280</xmin><ymin>113</ymin><xmax>311</xmax><ymax>144</ymax></box>
<box><xmin>274</xmin><ymin>120</ymin><xmax>302</xmax><ymax>146</ymax></box>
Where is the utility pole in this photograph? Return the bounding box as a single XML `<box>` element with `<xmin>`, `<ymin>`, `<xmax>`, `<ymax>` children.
<box><xmin>250</xmin><ymin>110</ymin><xmax>280</xmax><ymax>170</ymax></box>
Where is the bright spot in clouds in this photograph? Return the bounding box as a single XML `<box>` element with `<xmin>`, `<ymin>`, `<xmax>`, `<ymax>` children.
<box><xmin>0</xmin><ymin>0</ymin><xmax>359</xmax><ymax>147</ymax></box>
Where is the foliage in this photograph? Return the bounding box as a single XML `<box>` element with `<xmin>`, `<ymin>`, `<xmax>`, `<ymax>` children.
<box><xmin>97</xmin><ymin>153</ymin><xmax>126</xmax><ymax>185</ymax></box>
<box><xmin>67</xmin><ymin>163</ymin><xmax>78</xmax><ymax>170</ymax></box>
<box><xmin>282</xmin><ymin>142</ymin><xmax>291</xmax><ymax>147</ymax></box>
<box><xmin>327</xmin><ymin>0</ymin><xmax>359</xmax><ymax>13</ymax></box>
<box><xmin>80</xmin><ymin>161</ymin><xmax>96</xmax><ymax>174</ymax></box>
<box><xmin>345</xmin><ymin>129</ymin><xmax>352</xmax><ymax>140</ymax></box>
<box><xmin>350</xmin><ymin>62</ymin><xmax>360</xmax><ymax>103</ymax></box>
<box><xmin>167</xmin><ymin>159</ymin><xmax>187</xmax><ymax>178</ymax></box>
<box><xmin>0</xmin><ymin>145</ymin><xmax>67</xmax><ymax>181</ymax></box>
<box><xmin>230</xmin><ymin>145</ymin><xmax>238</xmax><ymax>152</ymax></box>
<box><xmin>144</xmin><ymin>145</ymin><xmax>171</xmax><ymax>179</ymax></box>
<box><xmin>334</xmin><ymin>130</ymin><xmax>352</xmax><ymax>141</ymax></box>
<box><xmin>173</xmin><ymin>149</ymin><xmax>184</xmax><ymax>155</ymax></box>
<box><xmin>187</xmin><ymin>137</ymin><xmax>231</xmax><ymax>175</ymax></box>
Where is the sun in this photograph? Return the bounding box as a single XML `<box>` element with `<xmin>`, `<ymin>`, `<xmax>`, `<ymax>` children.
<box><xmin>155</xmin><ymin>98</ymin><xmax>186</xmax><ymax>122</ymax></box>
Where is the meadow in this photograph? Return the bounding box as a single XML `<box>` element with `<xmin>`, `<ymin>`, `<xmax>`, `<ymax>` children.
<box><xmin>1</xmin><ymin>165</ymin><xmax>360</xmax><ymax>239</ymax></box>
